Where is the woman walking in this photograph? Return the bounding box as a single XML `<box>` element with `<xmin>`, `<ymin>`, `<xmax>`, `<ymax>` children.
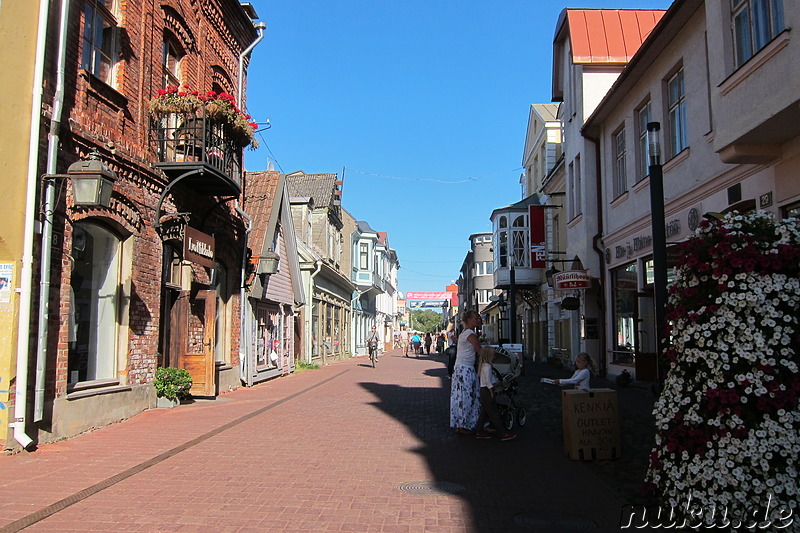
<box><xmin>450</xmin><ymin>310</ymin><xmax>482</xmax><ymax>434</ymax></box>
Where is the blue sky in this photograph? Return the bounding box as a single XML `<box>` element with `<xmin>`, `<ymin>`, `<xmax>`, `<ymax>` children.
<box><xmin>243</xmin><ymin>0</ymin><xmax>673</xmax><ymax>296</ymax></box>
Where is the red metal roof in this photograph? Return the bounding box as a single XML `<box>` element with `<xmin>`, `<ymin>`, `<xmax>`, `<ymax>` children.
<box><xmin>566</xmin><ymin>9</ymin><xmax>665</xmax><ymax>64</ymax></box>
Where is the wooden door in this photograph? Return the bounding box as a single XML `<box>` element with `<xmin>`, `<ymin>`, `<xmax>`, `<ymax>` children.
<box><xmin>175</xmin><ymin>288</ymin><xmax>216</xmax><ymax>397</ymax></box>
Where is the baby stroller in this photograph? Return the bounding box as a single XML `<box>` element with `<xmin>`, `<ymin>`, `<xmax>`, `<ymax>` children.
<box><xmin>490</xmin><ymin>347</ymin><xmax>527</xmax><ymax>430</ymax></box>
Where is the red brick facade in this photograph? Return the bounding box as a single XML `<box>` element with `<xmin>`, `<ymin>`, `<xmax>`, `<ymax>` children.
<box><xmin>27</xmin><ymin>0</ymin><xmax>259</xmax><ymax>444</ymax></box>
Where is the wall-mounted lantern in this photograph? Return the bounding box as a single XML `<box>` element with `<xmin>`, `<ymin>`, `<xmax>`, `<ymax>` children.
<box><xmin>257</xmin><ymin>250</ymin><xmax>280</xmax><ymax>274</ymax></box>
<box><xmin>66</xmin><ymin>152</ymin><xmax>117</xmax><ymax>207</ymax></box>
<box><xmin>545</xmin><ymin>265</ymin><xmax>560</xmax><ymax>287</ymax></box>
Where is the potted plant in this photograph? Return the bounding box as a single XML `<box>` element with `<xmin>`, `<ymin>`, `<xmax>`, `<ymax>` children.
<box><xmin>154</xmin><ymin>367</ymin><xmax>193</xmax><ymax>408</ymax></box>
<box><xmin>148</xmin><ymin>85</ymin><xmax>259</xmax><ymax>148</ymax></box>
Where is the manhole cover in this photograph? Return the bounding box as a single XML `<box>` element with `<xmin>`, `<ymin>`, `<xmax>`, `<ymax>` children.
<box><xmin>513</xmin><ymin>512</ymin><xmax>597</xmax><ymax>531</ymax></box>
<box><xmin>397</xmin><ymin>481</ymin><xmax>466</xmax><ymax>496</ymax></box>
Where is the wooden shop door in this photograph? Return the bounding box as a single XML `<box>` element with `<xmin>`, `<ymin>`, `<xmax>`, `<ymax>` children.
<box><xmin>174</xmin><ymin>288</ymin><xmax>217</xmax><ymax>397</ymax></box>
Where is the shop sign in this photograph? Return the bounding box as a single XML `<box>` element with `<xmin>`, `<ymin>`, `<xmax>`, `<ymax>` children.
<box><xmin>553</xmin><ymin>270</ymin><xmax>592</xmax><ymax>290</ymax></box>
<box><xmin>184</xmin><ymin>226</ymin><xmax>215</xmax><ymax>268</ymax></box>
<box><xmin>561</xmin><ymin>296</ymin><xmax>580</xmax><ymax>310</ymax></box>
<box><xmin>529</xmin><ymin>205</ymin><xmax>546</xmax><ymax>268</ymax></box>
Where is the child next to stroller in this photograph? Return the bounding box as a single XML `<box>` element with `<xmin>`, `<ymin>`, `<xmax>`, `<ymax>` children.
<box><xmin>475</xmin><ymin>347</ymin><xmax>517</xmax><ymax>441</ymax></box>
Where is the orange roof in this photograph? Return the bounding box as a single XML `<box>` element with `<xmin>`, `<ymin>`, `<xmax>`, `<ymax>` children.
<box><xmin>565</xmin><ymin>9</ymin><xmax>665</xmax><ymax>64</ymax></box>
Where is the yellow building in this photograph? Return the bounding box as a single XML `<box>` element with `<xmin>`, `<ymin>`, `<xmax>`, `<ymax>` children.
<box><xmin>0</xmin><ymin>0</ymin><xmax>43</xmax><ymax>446</ymax></box>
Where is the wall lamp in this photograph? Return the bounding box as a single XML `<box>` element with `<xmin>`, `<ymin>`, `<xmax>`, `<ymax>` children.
<box><xmin>256</xmin><ymin>250</ymin><xmax>281</xmax><ymax>274</ymax></box>
<box><xmin>45</xmin><ymin>152</ymin><xmax>117</xmax><ymax>207</ymax></box>
<box><xmin>545</xmin><ymin>265</ymin><xmax>561</xmax><ymax>287</ymax></box>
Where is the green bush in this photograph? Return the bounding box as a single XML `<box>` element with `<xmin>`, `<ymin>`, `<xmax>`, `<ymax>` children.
<box><xmin>154</xmin><ymin>367</ymin><xmax>193</xmax><ymax>401</ymax></box>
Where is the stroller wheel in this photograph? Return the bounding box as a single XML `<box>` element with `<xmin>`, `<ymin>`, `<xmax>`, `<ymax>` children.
<box><xmin>516</xmin><ymin>407</ymin><xmax>527</xmax><ymax>427</ymax></box>
<box><xmin>502</xmin><ymin>410</ymin><xmax>514</xmax><ymax>431</ymax></box>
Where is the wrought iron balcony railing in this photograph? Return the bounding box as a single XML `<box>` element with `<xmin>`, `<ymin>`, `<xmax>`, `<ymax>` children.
<box><xmin>149</xmin><ymin>110</ymin><xmax>243</xmax><ymax>195</ymax></box>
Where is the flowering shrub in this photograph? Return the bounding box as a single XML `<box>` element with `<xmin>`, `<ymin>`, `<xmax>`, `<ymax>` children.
<box><xmin>154</xmin><ymin>367</ymin><xmax>193</xmax><ymax>401</ymax></box>
<box><xmin>149</xmin><ymin>85</ymin><xmax>259</xmax><ymax>148</ymax></box>
<box><xmin>646</xmin><ymin>212</ymin><xmax>800</xmax><ymax>526</ymax></box>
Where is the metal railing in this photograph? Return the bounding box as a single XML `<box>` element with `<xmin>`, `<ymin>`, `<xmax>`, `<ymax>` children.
<box><xmin>150</xmin><ymin>110</ymin><xmax>243</xmax><ymax>186</ymax></box>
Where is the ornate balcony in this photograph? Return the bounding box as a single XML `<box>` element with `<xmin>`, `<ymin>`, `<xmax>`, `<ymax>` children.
<box><xmin>150</xmin><ymin>110</ymin><xmax>243</xmax><ymax>196</ymax></box>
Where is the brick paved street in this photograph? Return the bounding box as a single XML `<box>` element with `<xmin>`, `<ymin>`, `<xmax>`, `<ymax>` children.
<box><xmin>0</xmin><ymin>350</ymin><xmax>647</xmax><ymax>532</ymax></box>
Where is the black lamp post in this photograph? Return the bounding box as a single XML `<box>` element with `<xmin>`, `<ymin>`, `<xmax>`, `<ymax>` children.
<box><xmin>647</xmin><ymin>122</ymin><xmax>668</xmax><ymax>388</ymax></box>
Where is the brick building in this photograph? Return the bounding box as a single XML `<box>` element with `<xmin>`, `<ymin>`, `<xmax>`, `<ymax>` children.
<box><xmin>2</xmin><ymin>0</ymin><xmax>265</xmax><ymax>449</ymax></box>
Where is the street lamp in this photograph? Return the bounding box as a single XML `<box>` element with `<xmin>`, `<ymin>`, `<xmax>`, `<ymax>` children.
<box><xmin>647</xmin><ymin>122</ymin><xmax>668</xmax><ymax>388</ymax></box>
<box><xmin>545</xmin><ymin>264</ymin><xmax>561</xmax><ymax>288</ymax></box>
<box><xmin>64</xmin><ymin>152</ymin><xmax>117</xmax><ymax>207</ymax></box>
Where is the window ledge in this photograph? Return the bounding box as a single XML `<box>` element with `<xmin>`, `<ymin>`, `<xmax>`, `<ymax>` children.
<box><xmin>664</xmin><ymin>148</ymin><xmax>690</xmax><ymax>172</ymax></box>
<box><xmin>719</xmin><ymin>30</ymin><xmax>790</xmax><ymax>96</ymax></box>
<box><xmin>67</xmin><ymin>381</ymin><xmax>131</xmax><ymax>400</ymax></box>
<box><xmin>79</xmin><ymin>69</ymin><xmax>128</xmax><ymax>111</ymax></box>
<box><xmin>632</xmin><ymin>177</ymin><xmax>650</xmax><ymax>193</ymax></box>
<box><xmin>610</xmin><ymin>191</ymin><xmax>629</xmax><ymax>208</ymax></box>
<box><xmin>567</xmin><ymin>213</ymin><xmax>583</xmax><ymax>229</ymax></box>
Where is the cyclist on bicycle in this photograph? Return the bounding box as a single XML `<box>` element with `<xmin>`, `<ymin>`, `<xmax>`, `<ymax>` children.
<box><xmin>366</xmin><ymin>326</ymin><xmax>380</xmax><ymax>363</ymax></box>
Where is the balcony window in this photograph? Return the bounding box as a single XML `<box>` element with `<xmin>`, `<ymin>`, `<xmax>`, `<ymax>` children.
<box><xmin>497</xmin><ymin>216</ymin><xmax>508</xmax><ymax>268</ymax></box>
<box><xmin>512</xmin><ymin>215</ymin><xmax>528</xmax><ymax>267</ymax></box>
<box><xmin>359</xmin><ymin>243</ymin><xmax>369</xmax><ymax>270</ymax></box>
<box><xmin>81</xmin><ymin>0</ymin><xmax>119</xmax><ymax>86</ymax></box>
<box><xmin>732</xmin><ymin>0</ymin><xmax>785</xmax><ymax>67</ymax></box>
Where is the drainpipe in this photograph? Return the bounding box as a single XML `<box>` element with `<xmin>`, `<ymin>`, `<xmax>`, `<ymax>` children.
<box><xmin>32</xmin><ymin>0</ymin><xmax>71</xmax><ymax>423</ymax></box>
<box><xmin>13</xmin><ymin>0</ymin><xmax>55</xmax><ymax>449</ymax></box>
<box><xmin>235</xmin><ymin>22</ymin><xmax>265</xmax><ymax>387</ymax></box>
<box><xmin>236</xmin><ymin>207</ymin><xmax>253</xmax><ymax>387</ymax></box>
<box><xmin>586</xmin><ymin>133</ymin><xmax>607</xmax><ymax>377</ymax></box>
<box><xmin>306</xmin><ymin>260</ymin><xmax>322</xmax><ymax>364</ymax></box>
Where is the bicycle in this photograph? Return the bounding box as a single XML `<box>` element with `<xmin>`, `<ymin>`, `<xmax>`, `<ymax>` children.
<box><xmin>368</xmin><ymin>342</ymin><xmax>378</xmax><ymax>367</ymax></box>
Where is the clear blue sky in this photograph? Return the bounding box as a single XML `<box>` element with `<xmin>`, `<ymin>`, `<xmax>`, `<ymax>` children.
<box><xmin>243</xmin><ymin>0</ymin><xmax>673</xmax><ymax>296</ymax></box>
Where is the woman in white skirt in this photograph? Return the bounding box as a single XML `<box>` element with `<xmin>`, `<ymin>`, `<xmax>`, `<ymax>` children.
<box><xmin>450</xmin><ymin>310</ymin><xmax>482</xmax><ymax>434</ymax></box>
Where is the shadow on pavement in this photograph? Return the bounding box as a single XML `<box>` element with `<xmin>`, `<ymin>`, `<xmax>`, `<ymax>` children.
<box><xmin>357</xmin><ymin>354</ymin><xmax>659</xmax><ymax>531</ymax></box>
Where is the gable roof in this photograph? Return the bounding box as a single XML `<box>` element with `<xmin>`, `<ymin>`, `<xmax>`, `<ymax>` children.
<box><xmin>555</xmin><ymin>9</ymin><xmax>665</xmax><ymax>64</ymax></box>
<box><xmin>285</xmin><ymin>171</ymin><xmax>340</xmax><ymax>208</ymax></box>
<box><xmin>244</xmin><ymin>170</ymin><xmax>282</xmax><ymax>259</ymax></box>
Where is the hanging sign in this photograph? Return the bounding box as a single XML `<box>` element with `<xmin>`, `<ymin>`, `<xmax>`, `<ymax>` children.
<box><xmin>553</xmin><ymin>270</ymin><xmax>592</xmax><ymax>290</ymax></box>
<box><xmin>184</xmin><ymin>226</ymin><xmax>216</xmax><ymax>268</ymax></box>
<box><xmin>529</xmin><ymin>205</ymin><xmax>546</xmax><ymax>268</ymax></box>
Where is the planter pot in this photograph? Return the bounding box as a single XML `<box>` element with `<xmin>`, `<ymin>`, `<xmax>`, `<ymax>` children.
<box><xmin>156</xmin><ymin>396</ymin><xmax>180</xmax><ymax>409</ymax></box>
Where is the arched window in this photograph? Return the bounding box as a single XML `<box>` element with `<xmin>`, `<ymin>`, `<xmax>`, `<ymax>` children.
<box><xmin>69</xmin><ymin>223</ymin><xmax>121</xmax><ymax>384</ymax></box>
<box><xmin>512</xmin><ymin>214</ymin><xmax>529</xmax><ymax>267</ymax></box>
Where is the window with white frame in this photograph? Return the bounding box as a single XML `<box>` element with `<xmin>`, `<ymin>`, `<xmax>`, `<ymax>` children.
<box><xmin>497</xmin><ymin>216</ymin><xmax>508</xmax><ymax>268</ymax></box>
<box><xmin>667</xmin><ymin>69</ymin><xmax>687</xmax><ymax>157</ymax></box>
<box><xmin>512</xmin><ymin>214</ymin><xmax>528</xmax><ymax>267</ymax></box>
<box><xmin>613</xmin><ymin>127</ymin><xmax>627</xmax><ymax>198</ymax></box>
<box><xmin>732</xmin><ymin>0</ymin><xmax>785</xmax><ymax>67</ymax></box>
<box><xmin>212</xmin><ymin>263</ymin><xmax>229</xmax><ymax>364</ymax></box>
<box><xmin>81</xmin><ymin>0</ymin><xmax>119</xmax><ymax>86</ymax></box>
<box><xmin>636</xmin><ymin>101</ymin><xmax>652</xmax><ymax>181</ymax></box>
<box><xmin>359</xmin><ymin>242</ymin><xmax>369</xmax><ymax>270</ymax></box>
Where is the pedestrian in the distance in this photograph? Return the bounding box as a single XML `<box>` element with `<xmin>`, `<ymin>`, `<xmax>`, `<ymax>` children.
<box><xmin>410</xmin><ymin>332</ymin><xmax>422</xmax><ymax>356</ymax></box>
<box><xmin>474</xmin><ymin>347</ymin><xmax>517</xmax><ymax>441</ymax></box>
<box><xmin>450</xmin><ymin>310</ymin><xmax>482</xmax><ymax>435</ymax></box>
<box><xmin>424</xmin><ymin>332</ymin><xmax>432</xmax><ymax>355</ymax></box>
<box><xmin>435</xmin><ymin>333</ymin><xmax>445</xmax><ymax>354</ymax></box>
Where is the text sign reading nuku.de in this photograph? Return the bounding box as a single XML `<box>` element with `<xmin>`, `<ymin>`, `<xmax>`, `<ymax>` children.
<box><xmin>184</xmin><ymin>226</ymin><xmax>215</xmax><ymax>269</ymax></box>
<box><xmin>553</xmin><ymin>270</ymin><xmax>592</xmax><ymax>290</ymax></box>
